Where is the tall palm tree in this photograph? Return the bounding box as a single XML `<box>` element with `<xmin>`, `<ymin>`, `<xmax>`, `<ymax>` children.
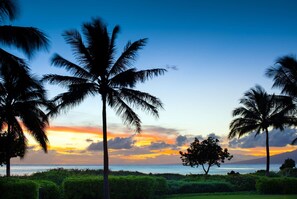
<box><xmin>0</xmin><ymin>0</ymin><xmax>49</xmax><ymax>59</ymax></box>
<box><xmin>0</xmin><ymin>53</ymin><xmax>51</xmax><ymax>177</ymax></box>
<box><xmin>43</xmin><ymin>18</ymin><xmax>166</xmax><ymax>199</ymax></box>
<box><xmin>229</xmin><ymin>85</ymin><xmax>297</xmax><ymax>176</ymax></box>
<box><xmin>266</xmin><ymin>55</ymin><xmax>297</xmax><ymax>145</ymax></box>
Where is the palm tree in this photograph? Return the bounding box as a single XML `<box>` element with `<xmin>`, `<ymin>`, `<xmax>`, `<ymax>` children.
<box><xmin>229</xmin><ymin>85</ymin><xmax>297</xmax><ymax>176</ymax></box>
<box><xmin>43</xmin><ymin>18</ymin><xmax>166</xmax><ymax>199</ymax></box>
<box><xmin>0</xmin><ymin>0</ymin><xmax>49</xmax><ymax>59</ymax></box>
<box><xmin>0</xmin><ymin>54</ymin><xmax>51</xmax><ymax>176</ymax></box>
<box><xmin>266</xmin><ymin>55</ymin><xmax>297</xmax><ymax>145</ymax></box>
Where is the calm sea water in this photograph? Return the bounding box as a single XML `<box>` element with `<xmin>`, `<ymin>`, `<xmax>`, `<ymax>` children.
<box><xmin>0</xmin><ymin>164</ymin><xmax>281</xmax><ymax>176</ymax></box>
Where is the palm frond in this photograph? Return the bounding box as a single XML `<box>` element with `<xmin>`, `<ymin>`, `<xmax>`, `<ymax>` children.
<box><xmin>107</xmin><ymin>89</ymin><xmax>141</xmax><ymax>132</ymax></box>
<box><xmin>0</xmin><ymin>0</ymin><xmax>18</xmax><ymax>22</ymax></box>
<box><xmin>108</xmin><ymin>25</ymin><xmax>120</xmax><ymax>67</ymax></box>
<box><xmin>109</xmin><ymin>38</ymin><xmax>147</xmax><ymax>76</ymax></box>
<box><xmin>51</xmin><ymin>54</ymin><xmax>94</xmax><ymax>79</ymax></box>
<box><xmin>266</xmin><ymin>56</ymin><xmax>297</xmax><ymax>97</ymax></box>
<box><xmin>134</xmin><ymin>68</ymin><xmax>167</xmax><ymax>83</ymax></box>
<box><xmin>0</xmin><ymin>26</ymin><xmax>49</xmax><ymax>57</ymax></box>
<box><xmin>42</xmin><ymin>74</ymin><xmax>88</xmax><ymax>87</ymax></box>
<box><xmin>118</xmin><ymin>88</ymin><xmax>163</xmax><ymax>117</ymax></box>
<box><xmin>62</xmin><ymin>30</ymin><xmax>93</xmax><ymax>67</ymax></box>
<box><xmin>48</xmin><ymin>83</ymin><xmax>97</xmax><ymax>117</ymax></box>
<box><xmin>83</xmin><ymin>18</ymin><xmax>110</xmax><ymax>76</ymax></box>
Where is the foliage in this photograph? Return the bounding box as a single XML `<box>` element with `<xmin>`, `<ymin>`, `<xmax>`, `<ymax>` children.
<box><xmin>180</xmin><ymin>137</ymin><xmax>232</xmax><ymax>175</ymax></box>
<box><xmin>0</xmin><ymin>178</ymin><xmax>38</xmax><ymax>199</ymax></box>
<box><xmin>278</xmin><ymin>168</ymin><xmax>297</xmax><ymax>177</ymax></box>
<box><xmin>167</xmin><ymin>180</ymin><xmax>233</xmax><ymax>194</ymax></box>
<box><xmin>42</xmin><ymin>17</ymin><xmax>166</xmax><ymax>199</ymax></box>
<box><xmin>0</xmin><ymin>131</ymin><xmax>26</xmax><ymax>166</ymax></box>
<box><xmin>63</xmin><ymin>175</ymin><xmax>165</xmax><ymax>199</ymax></box>
<box><xmin>253</xmin><ymin>170</ymin><xmax>280</xmax><ymax>177</ymax></box>
<box><xmin>166</xmin><ymin>193</ymin><xmax>297</xmax><ymax>199</ymax></box>
<box><xmin>34</xmin><ymin>180</ymin><xmax>61</xmax><ymax>199</ymax></box>
<box><xmin>266</xmin><ymin>56</ymin><xmax>297</xmax><ymax>144</ymax></box>
<box><xmin>228</xmin><ymin>85</ymin><xmax>297</xmax><ymax>176</ymax></box>
<box><xmin>280</xmin><ymin>158</ymin><xmax>296</xmax><ymax>170</ymax></box>
<box><xmin>256</xmin><ymin>177</ymin><xmax>297</xmax><ymax>194</ymax></box>
<box><xmin>225</xmin><ymin>174</ymin><xmax>258</xmax><ymax>191</ymax></box>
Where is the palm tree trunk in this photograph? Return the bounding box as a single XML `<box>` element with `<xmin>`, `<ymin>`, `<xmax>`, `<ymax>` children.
<box><xmin>6</xmin><ymin>124</ymin><xmax>11</xmax><ymax>177</ymax></box>
<box><xmin>6</xmin><ymin>155</ymin><xmax>10</xmax><ymax>177</ymax></box>
<box><xmin>102</xmin><ymin>94</ymin><xmax>110</xmax><ymax>199</ymax></box>
<box><xmin>265</xmin><ymin>128</ymin><xmax>270</xmax><ymax>176</ymax></box>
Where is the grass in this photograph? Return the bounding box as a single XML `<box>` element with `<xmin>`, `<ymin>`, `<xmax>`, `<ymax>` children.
<box><xmin>166</xmin><ymin>193</ymin><xmax>297</xmax><ymax>199</ymax></box>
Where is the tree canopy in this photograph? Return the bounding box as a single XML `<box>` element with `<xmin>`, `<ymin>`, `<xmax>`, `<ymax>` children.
<box><xmin>180</xmin><ymin>137</ymin><xmax>232</xmax><ymax>175</ymax></box>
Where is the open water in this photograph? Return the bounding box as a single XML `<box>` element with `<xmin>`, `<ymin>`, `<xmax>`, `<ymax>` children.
<box><xmin>0</xmin><ymin>164</ymin><xmax>281</xmax><ymax>176</ymax></box>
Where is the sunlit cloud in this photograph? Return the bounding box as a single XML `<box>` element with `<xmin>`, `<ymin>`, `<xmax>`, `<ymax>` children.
<box><xmin>87</xmin><ymin>136</ymin><xmax>136</xmax><ymax>151</ymax></box>
<box><xmin>15</xmin><ymin>125</ymin><xmax>297</xmax><ymax>165</ymax></box>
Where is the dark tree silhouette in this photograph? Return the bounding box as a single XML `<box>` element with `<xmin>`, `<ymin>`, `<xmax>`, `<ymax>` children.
<box><xmin>43</xmin><ymin>18</ymin><xmax>166</xmax><ymax>199</ymax></box>
<box><xmin>266</xmin><ymin>55</ymin><xmax>297</xmax><ymax>145</ymax></box>
<box><xmin>280</xmin><ymin>158</ymin><xmax>295</xmax><ymax>170</ymax></box>
<box><xmin>0</xmin><ymin>0</ymin><xmax>49</xmax><ymax>59</ymax></box>
<box><xmin>180</xmin><ymin>137</ymin><xmax>232</xmax><ymax>175</ymax></box>
<box><xmin>0</xmin><ymin>57</ymin><xmax>52</xmax><ymax>177</ymax></box>
<box><xmin>229</xmin><ymin>85</ymin><xmax>297</xmax><ymax>176</ymax></box>
<box><xmin>0</xmin><ymin>131</ymin><xmax>26</xmax><ymax>166</ymax></box>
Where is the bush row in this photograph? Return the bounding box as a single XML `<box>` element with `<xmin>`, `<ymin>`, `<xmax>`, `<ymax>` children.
<box><xmin>0</xmin><ymin>178</ymin><xmax>60</xmax><ymax>199</ymax></box>
<box><xmin>63</xmin><ymin>176</ymin><xmax>167</xmax><ymax>199</ymax></box>
<box><xmin>167</xmin><ymin>180</ymin><xmax>233</xmax><ymax>194</ymax></box>
<box><xmin>256</xmin><ymin>177</ymin><xmax>297</xmax><ymax>194</ymax></box>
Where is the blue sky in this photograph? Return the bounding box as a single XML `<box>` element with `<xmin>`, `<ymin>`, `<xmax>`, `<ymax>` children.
<box><xmin>13</xmin><ymin>0</ymin><xmax>297</xmax><ymax>136</ymax></box>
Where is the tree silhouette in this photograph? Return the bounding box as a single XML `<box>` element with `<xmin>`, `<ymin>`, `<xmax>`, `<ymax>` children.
<box><xmin>266</xmin><ymin>55</ymin><xmax>297</xmax><ymax>145</ymax></box>
<box><xmin>180</xmin><ymin>137</ymin><xmax>232</xmax><ymax>175</ymax></box>
<box><xmin>229</xmin><ymin>85</ymin><xmax>297</xmax><ymax>176</ymax></box>
<box><xmin>280</xmin><ymin>158</ymin><xmax>295</xmax><ymax>170</ymax></box>
<box><xmin>0</xmin><ymin>0</ymin><xmax>49</xmax><ymax>59</ymax></box>
<box><xmin>0</xmin><ymin>58</ymin><xmax>52</xmax><ymax>177</ymax></box>
<box><xmin>43</xmin><ymin>18</ymin><xmax>166</xmax><ymax>199</ymax></box>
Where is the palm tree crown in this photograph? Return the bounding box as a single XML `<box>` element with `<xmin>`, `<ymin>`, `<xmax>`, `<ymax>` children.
<box><xmin>266</xmin><ymin>55</ymin><xmax>297</xmax><ymax>144</ymax></box>
<box><xmin>0</xmin><ymin>0</ymin><xmax>49</xmax><ymax>58</ymax></box>
<box><xmin>0</xmin><ymin>55</ymin><xmax>51</xmax><ymax>176</ymax></box>
<box><xmin>229</xmin><ymin>85</ymin><xmax>297</xmax><ymax>176</ymax></box>
<box><xmin>266</xmin><ymin>56</ymin><xmax>297</xmax><ymax>98</ymax></box>
<box><xmin>43</xmin><ymin>18</ymin><xmax>166</xmax><ymax>199</ymax></box>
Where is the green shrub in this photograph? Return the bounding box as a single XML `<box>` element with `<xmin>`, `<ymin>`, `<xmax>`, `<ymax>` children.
<box><xmin>0</xmin><ymin>178</ymin><xmax>38</xmax><ymax>199</ymax></box>
<box><xmin>63</xmin><ymin>175</ymin><xmax>164</xmax><ymax>199</ymax></box>
<box><xmin>256</xmin><ymin>177</ymin><xmax>297</xmax><ymax>194</ymax></box>
<box><xmin>167</xmin><ymin>180</ymin><xmax>233</xmax><ymax>194</ymax></box>
<box><xmin>29</xmin><ymin>168</ymin><xmax>74</xmax><ymax>185</ymax></box>
<box><xmin>34</xmin><ymin>180</ymin><xmax>61</xmax><ymax>199</ymax></box>
<box><xmin>278</xmin><ymin>168</ymin><xmax>297</xmax><ymax>177</ymax></box>
<box><xmin>154</xmin><ymin>177</ymin><xmax>168</xmax><ymax>195</ymax></box>
<box><xmin>225</xmin><ymin>174</ymin><xmax>258</xmax><ymax>191</ymax></box>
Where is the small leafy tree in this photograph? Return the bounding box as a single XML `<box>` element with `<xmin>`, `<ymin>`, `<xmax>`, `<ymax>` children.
<box><xmin>280</xmin><ymin>158</ymin><xmax>296</xmax><ymax>170</ymax></box>
<box><xmin>0</xmin><ymin>131</ymin><xmax>26</xmax><ymax>166</ymax></box>
<box><xmin>180</xmin><ymin>137</ymin><xmax>233</xmax><ymax>175</ymax></box>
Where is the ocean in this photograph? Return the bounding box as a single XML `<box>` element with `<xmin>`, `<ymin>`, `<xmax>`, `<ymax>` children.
<box><xmin>0</xmin><ymin>164</ymin><xmax>281</xmax><ymax>176</ymax></box>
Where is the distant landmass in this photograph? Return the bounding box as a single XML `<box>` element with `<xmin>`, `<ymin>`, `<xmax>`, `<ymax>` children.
<box><xmin>234</xmin><ymin>150</ymin><xmax>297</xmax><ymax>164</ymax></box>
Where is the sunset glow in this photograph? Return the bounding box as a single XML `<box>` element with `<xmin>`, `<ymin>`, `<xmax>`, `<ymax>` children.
<box><xmin>6</xmin><ymin>0</ymin><xmax>297</xmax><ymax>165</ymax></box>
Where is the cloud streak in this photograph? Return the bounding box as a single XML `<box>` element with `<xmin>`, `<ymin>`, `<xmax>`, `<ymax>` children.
<box><xmin>229</xmin><ymin>129</ymin><xmax>297</xmax><ymax>148</ymax></box>
<box><xmin>87</xmin><ymin>136</ymin><xmax>136</xmax><ymax>151</ymax></box>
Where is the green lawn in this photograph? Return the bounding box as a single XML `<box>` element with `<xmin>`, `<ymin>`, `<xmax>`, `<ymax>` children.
<box><xmin>166</xmin><ymin>194</ymin><xmax>297</xmax><ymax>199</ymax></box>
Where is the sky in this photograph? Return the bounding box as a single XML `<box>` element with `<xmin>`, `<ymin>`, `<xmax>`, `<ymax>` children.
<box><xmin>7</xmin><ymin>0</ymin><xmax>297</xmax><ymax>164</ymax></box>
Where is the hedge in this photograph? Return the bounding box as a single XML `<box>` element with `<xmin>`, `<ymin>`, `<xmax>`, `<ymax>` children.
<box><xmin>63</xmin><ymin>176</ymin><xmax>167</xmax><ymax>199</ymax></box>
<box><xmin>256</xmin><ymin>177</ymin><xmax>297</xmax><ymax>194</ymax></box>
<box><xmin>0</xmin><ymin>178</ymin><xmax>38</xmax><ymax>199</ymax></box>
<box><xmin>34</xmin><ymin>180</ymin><xmax>61</xmax><ymax>199</ymax></box>
<box><xmin>167</xmin><ymin>180</ymin><xmax>233</xmax><ymax>194</ymax></box>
